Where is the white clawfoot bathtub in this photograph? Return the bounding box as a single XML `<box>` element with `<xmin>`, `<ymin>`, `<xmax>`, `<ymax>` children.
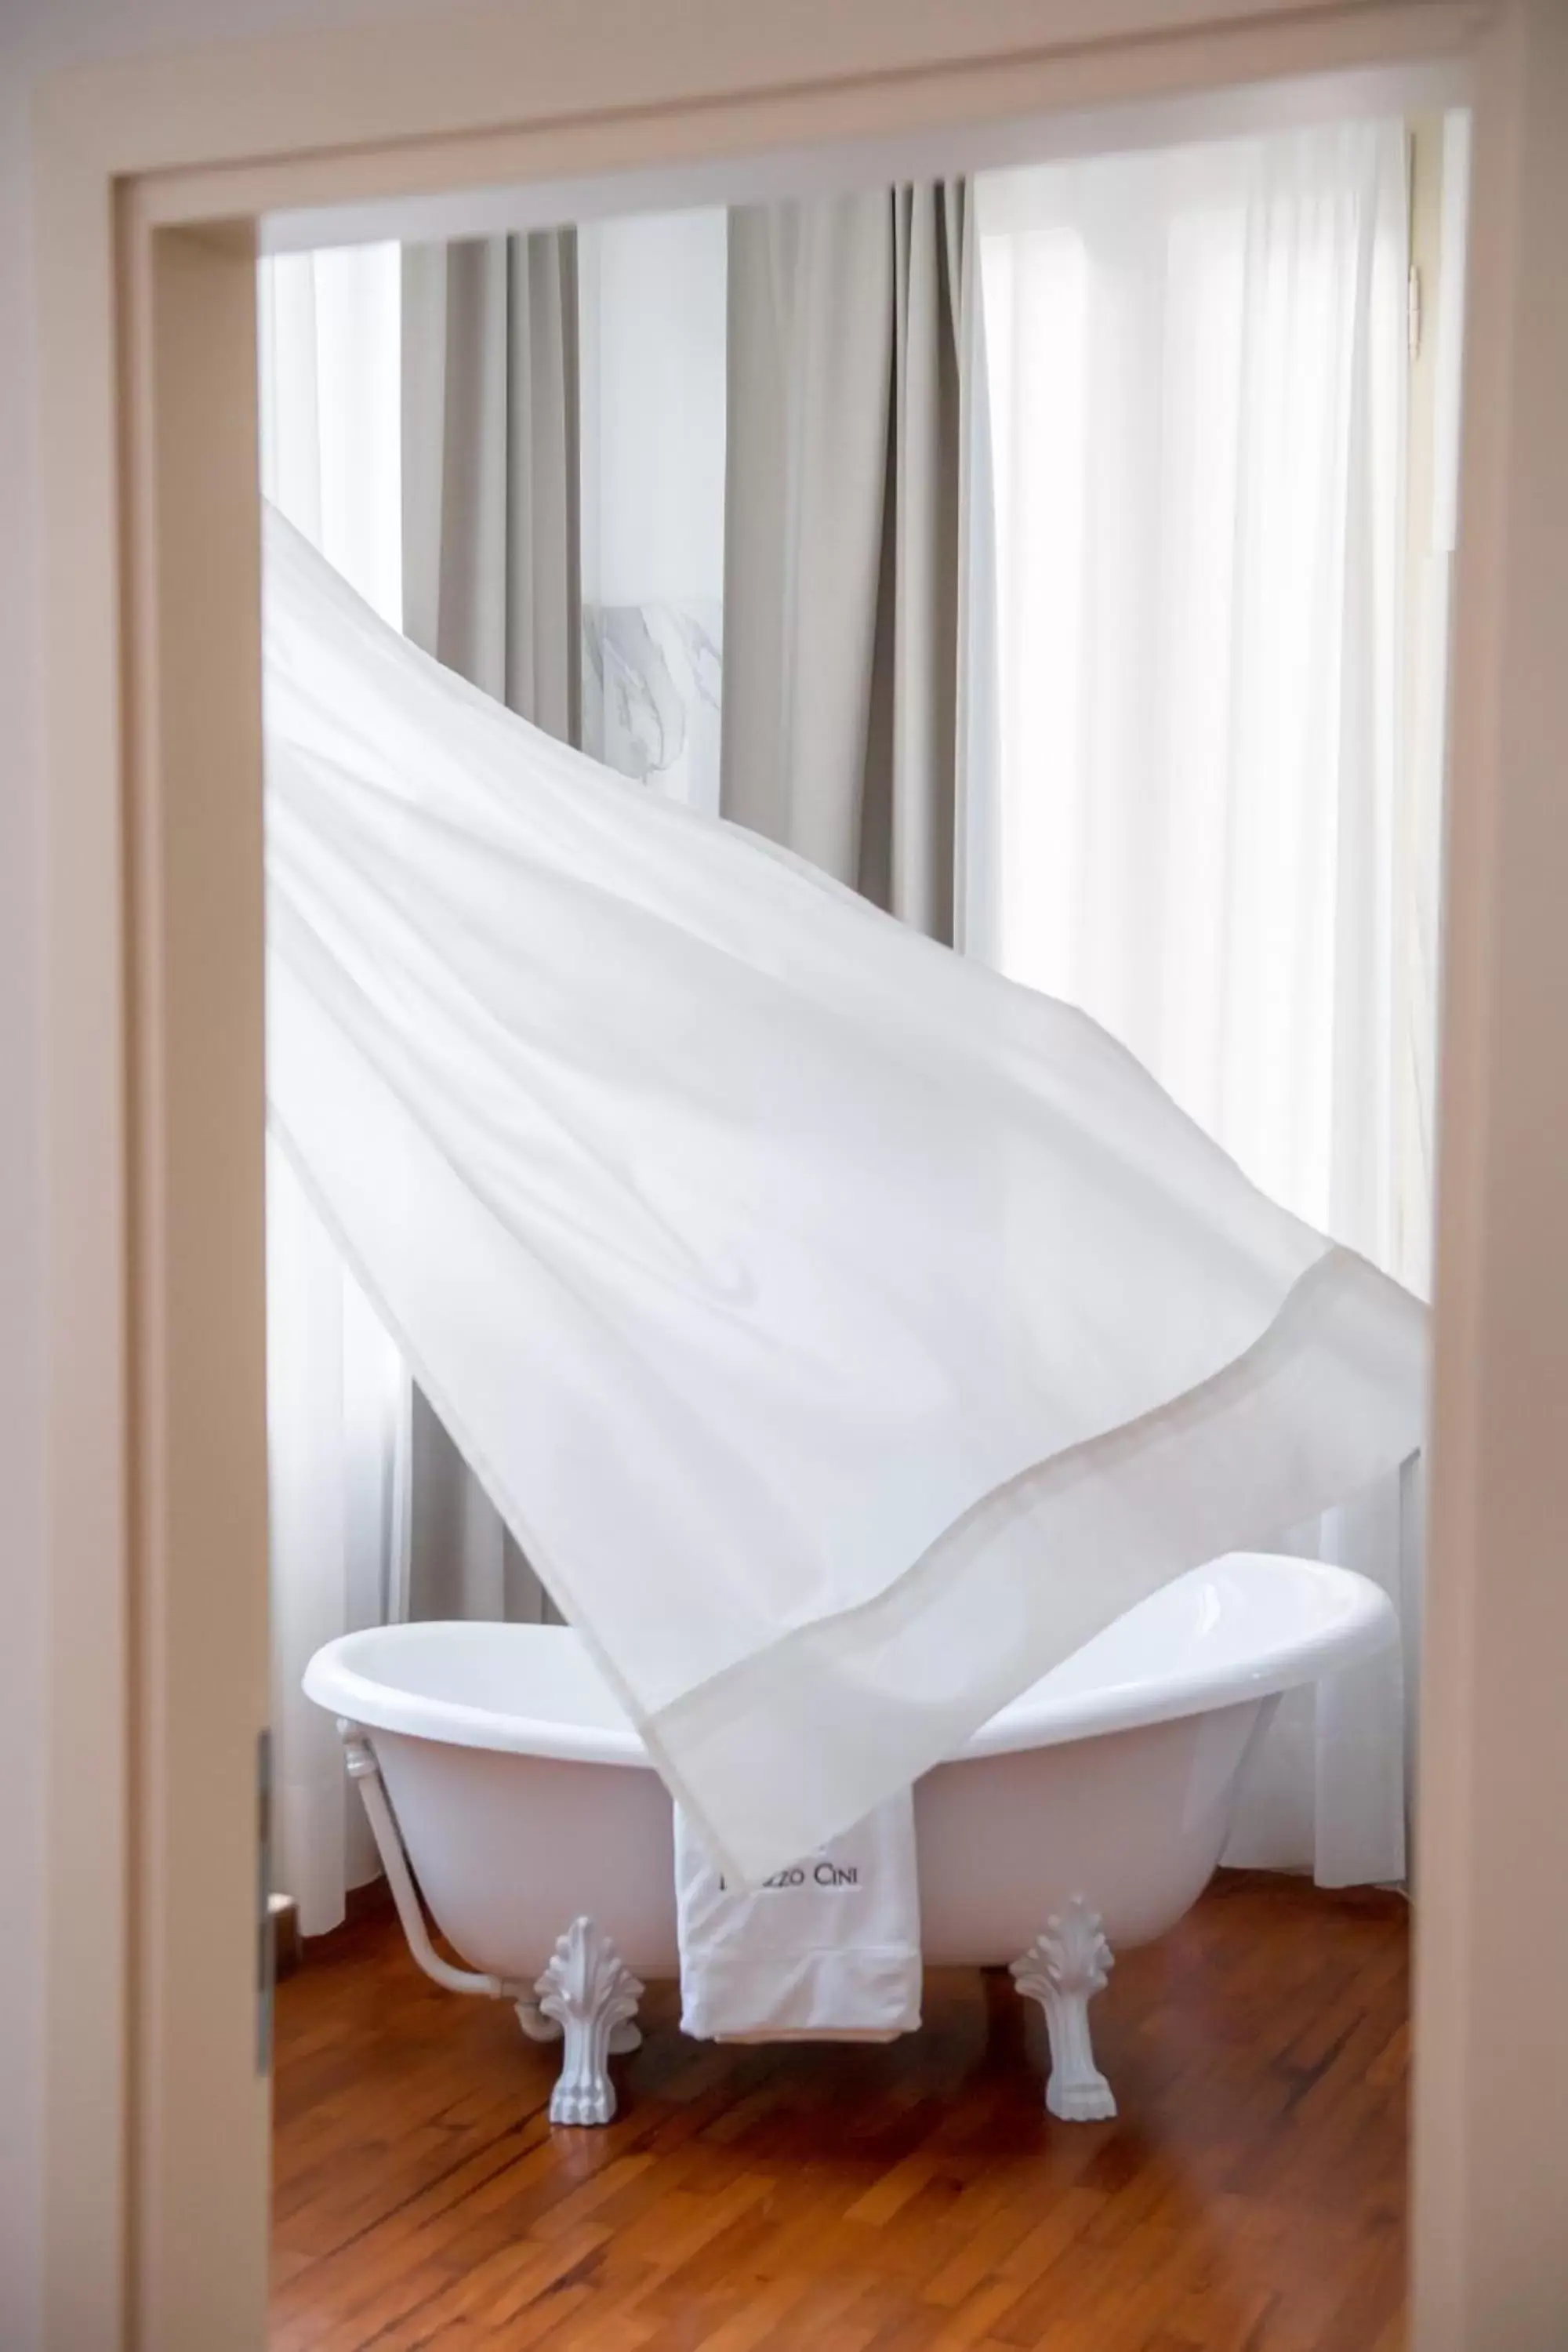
<box><xmin>304</xmin><ymin>1552</ymin><xmax>1395</xmax><ymax>2127</ymax></box>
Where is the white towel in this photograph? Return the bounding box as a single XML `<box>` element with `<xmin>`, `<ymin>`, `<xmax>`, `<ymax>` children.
<box><xmin>675</xmin><ymin>1795</ymin><xmax>921</xmax><ymax>2042</ymax></box>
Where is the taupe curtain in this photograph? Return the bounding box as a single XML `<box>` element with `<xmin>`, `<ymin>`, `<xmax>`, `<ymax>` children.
<box><xmin>402</xmin><ymin>231</ymin><xmax>582</xmax><ymax>739</ymax></box>
<box><xmin>721</xmin><ymin>183</ymin><xmax>992</xmax><ymax>950</ymax></box>
<box><xmin>400</xmin><ymin>227</ymin><xmax>583</xmax><ymax>1622</ymax></box>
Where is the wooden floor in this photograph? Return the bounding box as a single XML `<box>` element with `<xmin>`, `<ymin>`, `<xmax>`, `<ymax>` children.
<box><xmin>270</xmin><ymin>1873</ymin><xmax>1408</xmax><ymax>2352</ymax></box>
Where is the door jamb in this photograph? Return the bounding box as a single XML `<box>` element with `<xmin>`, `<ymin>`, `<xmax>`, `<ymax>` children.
<box><xmin>32</xmin><ymin>2</ymin><xmax>1557</xmax><ymax>2343</ymax></box>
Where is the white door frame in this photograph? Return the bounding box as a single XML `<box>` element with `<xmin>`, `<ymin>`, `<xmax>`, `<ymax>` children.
<box><xmin>31</xmin><ymin>2</ymin><xmax>1568</xmax><ymax>2345</ymax></box>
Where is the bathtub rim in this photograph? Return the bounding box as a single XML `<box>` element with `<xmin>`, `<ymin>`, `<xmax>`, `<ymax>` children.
<box><xmin>304</xmin><ymin>1552</ymin><xmax>1396</xmax><ymax>1771</ymax></box>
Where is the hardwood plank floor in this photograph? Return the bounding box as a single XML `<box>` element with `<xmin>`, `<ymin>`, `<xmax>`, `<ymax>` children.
<box><xmin>270</xmin><ymin>1872</ymin><xmax>1407</xmax><ymax>2351</ymax></box>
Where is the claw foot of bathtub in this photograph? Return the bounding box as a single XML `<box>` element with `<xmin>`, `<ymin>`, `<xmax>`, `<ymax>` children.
<box><xmin>514</xmin><ymin>2004</ymin><xmax>641</xmax><ymax>2056</ymax></box>
<box><xmin>534</xmin><ymin>1916</ymin><xmax>644</xmax><ymax>2126</ymax></box>
<box><xmin>1011</xmin><ymin>1896</ymin><xmax>1116</xmax><ymax>2124</ymax></box>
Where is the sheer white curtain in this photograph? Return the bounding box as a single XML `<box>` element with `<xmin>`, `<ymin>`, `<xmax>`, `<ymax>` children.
<box><xmin>260</xmin><ymin>222</ymin><xmax>731</xmax><ymax>1922</ymax></box>
<box><xmin>976</xmin><ymin>122</ymin><xmax>1424</xmax><ymax>1884</ymax></box>
<box><xmin>259</xmin><ymin>242</ymin><xmax>409</xmax><ymax>1932</ymax></box>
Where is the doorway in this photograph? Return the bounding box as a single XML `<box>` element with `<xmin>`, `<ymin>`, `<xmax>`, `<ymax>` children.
<box><xmin>31</xmin><ymin>6</ymin><xmax>1568</xmax><ymax>2347</ymax></box>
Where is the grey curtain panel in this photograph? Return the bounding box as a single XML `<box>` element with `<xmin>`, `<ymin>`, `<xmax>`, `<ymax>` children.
<box><xmin>721</xmin><ymin>195</ymin><xmax>893</xmax><ymax>888</ymax></box>
<box><xmin>721</xmin><ymin>183</ymin><xmax>991</xmax><ymax>949</ymax></box>
<box><xmin>400</xmin><ymin>227</ymin><xmax>583</xmax><ymax>1625</ymax></box>
<box><xmin>402</xmin><ymin>230</ymin><xmax>583</xmax><ymax>742</ymax></box>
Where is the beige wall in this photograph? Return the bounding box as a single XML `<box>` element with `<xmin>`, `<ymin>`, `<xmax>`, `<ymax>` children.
<box><xmin>0</xmin><ymin>12</ymin><xmax>455</xmax><ymax>2343</ymax></box>
<box><xmin>1412</xmin><ymin>8</ymin><xmax>1568</xmax><ymax>2339</ymax></box>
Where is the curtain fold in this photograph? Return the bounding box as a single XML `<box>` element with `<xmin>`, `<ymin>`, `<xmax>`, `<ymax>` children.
<box><xmin>976</xmin><ymin>122</ymin><xmax>1421</xmax><ymax>1886</ymax></box>
<box><xmin>400</xmin><ymin>228</ymin><xmax>585</xmax><ymax>1628</ymax></box>
<box><xmin>720</xmin><ymin>194</ymin><xmax>893</xmax><ymax>884</ymax></box>
<box><xmin>259</xmin><ymin>241</ymin><xmax>408</xmax><ymax>1932</ymax></box>
<box><xmin>401</xmin><ymin>232</ymin><xmax>582</xmax><ymax>740</ymax></box>
<box><xmin>859</xmin><ymin>187</ymin><xmax>963</xmax><ymax>938</ymax></box>
<box><xmin>267</xmin><ymin>1140</ymin><xmax>405</xmax><ymax>1928</ymax></box>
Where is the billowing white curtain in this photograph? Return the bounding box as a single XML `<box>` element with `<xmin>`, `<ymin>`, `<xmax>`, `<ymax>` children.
<box><xmin>977</xmin><ymin>122</ymin><xmax>1423</xmax><ymax>1883</ymax></box>
<box><xmin>265</xmin><ymin>503</ymin><xmax>1425</xmax><ymax>1888</ymax></box>
<box><xmin>259</xmin><ymin>241</ymin><xmax>408</xmax><ymax>1932</ymax></box>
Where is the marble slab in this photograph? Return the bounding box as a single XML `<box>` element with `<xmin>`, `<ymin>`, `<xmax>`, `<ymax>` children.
<box><xmin>583</xmin><ymin>597</ymin><xmax>723</xmax><ymax>815</ymax></box>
